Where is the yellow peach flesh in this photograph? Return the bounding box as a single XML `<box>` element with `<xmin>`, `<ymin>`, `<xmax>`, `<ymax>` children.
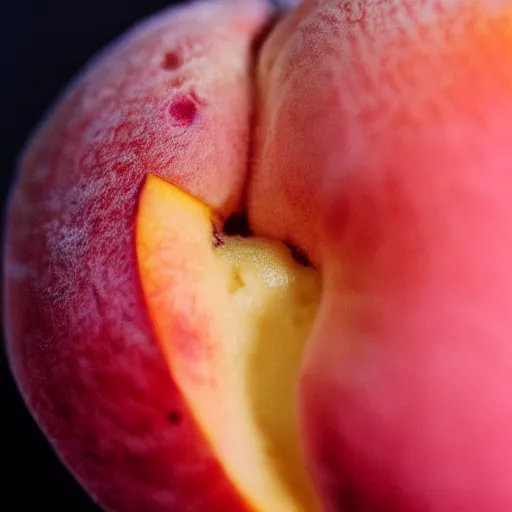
<box><xmin>136</xmin><ymin>175</ymin><xmax>321</xmax><ymax>512</ymax></box>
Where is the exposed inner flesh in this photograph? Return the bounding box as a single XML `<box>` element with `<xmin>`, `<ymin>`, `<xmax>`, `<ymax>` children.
<box><xmin>136</xmin><ymin>175</ymin><xmax>322</xmax><ymax>512</ymax></box>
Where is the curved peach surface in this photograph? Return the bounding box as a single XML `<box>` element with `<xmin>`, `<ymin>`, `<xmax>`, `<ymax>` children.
<box><xmin>6</xmin><ymin>0</ymin><xmax>512</xmax><ymax>511</ymax></box>
<box><xmin>4</xmin><ymin>1</ymin><xmax>269</xmax><ymax>510</ymax></box>
<box><xmin>250</xmin><ymin>0</ymin><xmax>512</xmax><ymax>510</ymax></box>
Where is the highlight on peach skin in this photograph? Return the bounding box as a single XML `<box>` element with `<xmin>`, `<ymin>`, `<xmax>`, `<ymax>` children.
<box><xmin>4</xmin><ymin>0</ymin><xmax>512</xmax><ymax>510</ymax></box>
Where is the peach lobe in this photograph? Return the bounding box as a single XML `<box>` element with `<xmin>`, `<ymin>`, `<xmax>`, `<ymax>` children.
<box><xmin>136</xmin><ymin>175</ymin><xmax>322</xmax><ymax>512</ymax></box>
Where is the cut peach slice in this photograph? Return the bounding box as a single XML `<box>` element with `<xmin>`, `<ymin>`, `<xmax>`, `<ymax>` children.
<box><xmin>136</xmin><ymin>175</ymin><xmax>322</xmax><ymax>512</ymax></box>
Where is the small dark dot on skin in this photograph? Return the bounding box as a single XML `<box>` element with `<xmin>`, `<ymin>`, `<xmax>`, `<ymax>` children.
<box><xmin>287</xmin><ymin>243</ymin><xmax>311</xmax><ymax>267</ymax></box>
<box><xmin>161</xmin><ymin>51</ymin><xmax>182</xmax><ymax>70</ymax></box>
<box><xmin>167</xmin><ymin>410</ymin><xmax>183</xmax><ymax>425</ymax></box>
<box><xmin>169</xmin><ymin>96</ymin><xmax>198</xmax><ymax>126</ymax></box>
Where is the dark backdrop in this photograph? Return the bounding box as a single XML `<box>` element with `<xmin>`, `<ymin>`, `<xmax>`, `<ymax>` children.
<box><xmin>2</xmin><ymin>1</ymin><xmax>185</xmax><ymax>509</ymax></box>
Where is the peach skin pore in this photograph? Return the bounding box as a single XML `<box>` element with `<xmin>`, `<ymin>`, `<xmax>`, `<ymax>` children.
<box><xmin>5</xmin><ymin>0</ymin><xmax>512</xmax><ymax>511</ymax></box>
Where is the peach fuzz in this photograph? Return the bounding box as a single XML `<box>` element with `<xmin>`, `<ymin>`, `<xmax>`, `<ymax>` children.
<box><xmin>4</xmin><ymin>1</ymin><xmax>271</xmax><ymax>511</ymax></box>
<box><xmin>250</xmin><ymin>0</ymin><xmax>512</xmax><ymax>510</ymax></box>
<box><xmin>5</xmin><ymin>0</ymin><xmax>512</xmax><ymax>511</ymax></box>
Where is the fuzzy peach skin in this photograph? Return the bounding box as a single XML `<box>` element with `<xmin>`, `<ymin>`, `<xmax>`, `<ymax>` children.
<box><xmin>4</xmin><ymin>1</ymin><xmax>272</xmax><ymax>510</ymax></box>
<box><xmin>251</xmin><ymin>0</ymin><xmax>512</xmax><ymax>510</ymax></box>
<box><xmin>6</xmin><ymin>0</ymin><xmax>512</xmax><ymax>511</ymax></box>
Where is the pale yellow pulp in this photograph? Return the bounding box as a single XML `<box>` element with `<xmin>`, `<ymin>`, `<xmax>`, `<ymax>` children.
<box><xmin>137</xmin><ymin>177</ymin><xmax>322</xmax><ymax>512</ymax></box>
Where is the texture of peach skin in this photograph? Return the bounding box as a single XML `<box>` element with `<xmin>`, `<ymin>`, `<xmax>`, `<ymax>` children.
<box><xmin>6</xmin><ymin>0</ymin><xmax>512</xmax><ymax>510</ymax></box>
<box><xmin>250</xmin><ymin>0</ymin><xmax>512</xmax><ymax>510</ymax></box>
<box><xmin>4</xmin><ymin>1</ymin><xmax>272</xmax><ymax>511</ymax></box>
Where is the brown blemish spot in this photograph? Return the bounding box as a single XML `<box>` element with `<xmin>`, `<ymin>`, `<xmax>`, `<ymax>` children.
<box><xmin>212</xmin><ymin>223</ymin><xmax>224</xmax><ymax>248</ymax></box>
<box><xmin>161</xmin><ymin>51</ymin><xmax>182</xmax><ymax>71</ymax></box>
<box><xmin>287</xmin><ymin>243</ymin><xmax>311</xmax><ymax>267</ymax></box>
<box><xmin>169</xmin><ymin>95</ymin><xmax>198</xmax><ymax>126</ymax></box>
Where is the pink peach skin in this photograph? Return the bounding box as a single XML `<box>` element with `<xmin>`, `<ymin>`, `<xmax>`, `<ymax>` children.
<box><xmin>6</xmin><ymin>0</ymin><xmax>512</xmax><ymax>510</ymax></box>
<box><xmin>4</xmin><ymin>1</ymin><xmax>271</xmax><ymax>510</ymax></box>
<box><xmin>251</xmin><ymin>0</ymin><xmax>512</xmax><ymax>510</ymax></box>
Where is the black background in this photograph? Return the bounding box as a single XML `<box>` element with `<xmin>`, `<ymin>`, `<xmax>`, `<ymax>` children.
<box><xmin>2</xmin><ymin>1</ymin><xmax>186</xmax><ymax>509</ymax></box>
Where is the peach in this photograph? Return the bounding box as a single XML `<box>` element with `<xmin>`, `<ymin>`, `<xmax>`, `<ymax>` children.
<box><xmin>136</xmin><ymin>175</ymin><xmax>321</xmax><ymax>511</ymax></box>
<box><xmin>6</xmin><ymin>0</ymin><xmax>512</xmax><ymax>511</ymax></box>
<box><xmin>251</xmin><ymin>0</ymin><xmax>512</xmax><ymax>510</ymax></box>
<box><xmin>4</xmin><ymin>1</ymin><xmax>271</xmax><ymax>510</ymax></box>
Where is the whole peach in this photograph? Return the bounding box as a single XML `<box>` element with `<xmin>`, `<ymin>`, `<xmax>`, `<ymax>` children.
<box><xmin>7</xmin><ymin>0</ymin><xmax>512</xmax><ymax>511</ymax></box>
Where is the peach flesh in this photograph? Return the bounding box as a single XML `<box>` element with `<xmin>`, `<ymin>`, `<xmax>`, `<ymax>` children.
<box><xmin>136</xmin><ymin>175</ymin><xmax>322</xmax><ymax>511</ymax></box>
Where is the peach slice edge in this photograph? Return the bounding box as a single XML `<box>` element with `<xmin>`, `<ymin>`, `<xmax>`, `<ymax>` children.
<box><xmin>136</xmin><ymin>174</ymin><xmax>323</xmax><ymax>512</ymax></box>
